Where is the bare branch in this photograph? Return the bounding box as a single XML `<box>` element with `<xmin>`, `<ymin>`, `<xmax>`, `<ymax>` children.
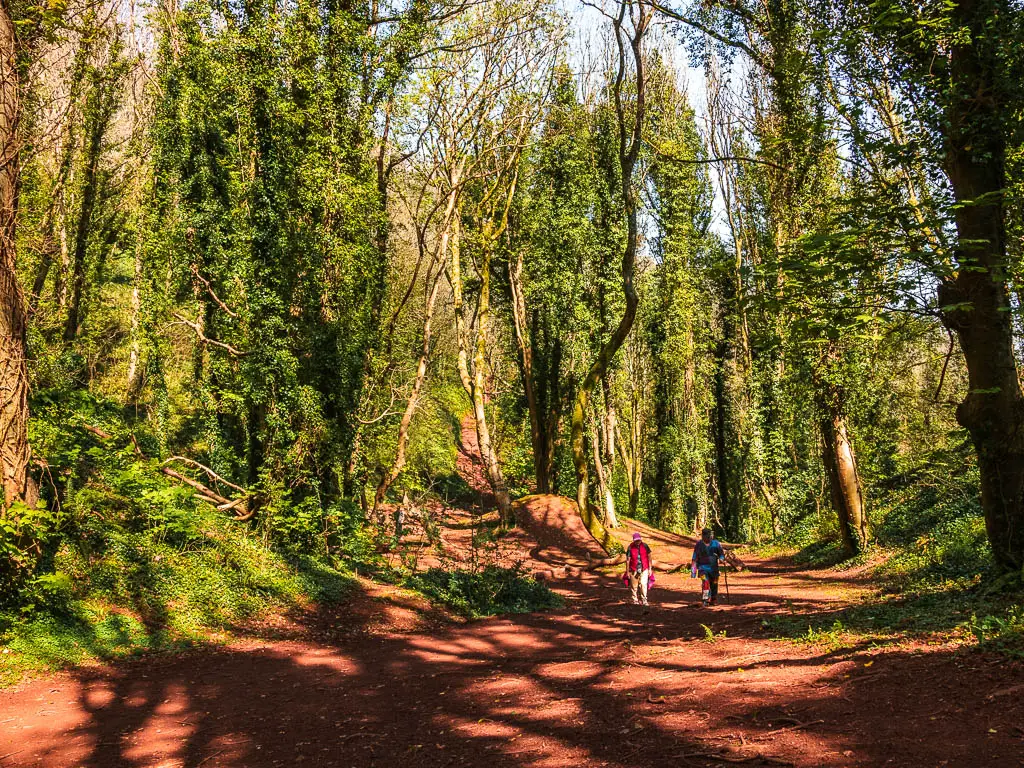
<box><xmin>171</xmin><ymin>313</ymin><xmax>246</xmax><ymax>356</ymax></box>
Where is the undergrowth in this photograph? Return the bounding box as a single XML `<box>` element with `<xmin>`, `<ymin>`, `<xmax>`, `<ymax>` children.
<box><xmin>406</xmin><ymin>565</ymin><xmax>562</xmax><ymax>619</ymax></box>
<box><xmin>757</xmin><ymin>439</ymin><xmax>1024</xmax><ymax>657</ymax></box>
<box><xmin>0</xmin><ymin>500</ymin><xmax>359</xmax><ymax>685</ymax></box>
<box><xmin>1</xmin><ymin>389</ymin><xmax>562</xmax><ymax>685</ymax></box>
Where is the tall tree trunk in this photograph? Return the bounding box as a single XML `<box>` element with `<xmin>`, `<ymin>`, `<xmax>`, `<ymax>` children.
<box><xmin>713</xmin><ymin>337</ymin><xmax>732</xmax><ymax>536</ymax></box>
<box><xmin>468</xmin><ymin>237</ymin><xmax>512</xmax><ymax>524</ymax></box>
<box><xmin>599</xmin><ymin>375</ymin><xmax>617</xmax><ymax>526</ymax></box>
<box><xmin>539</xmin><ymin>331</ymin><xmax>561</xmax><ymax>492</ymax></box>
<box><xmin>590</xmin><ymin>410</ymin><xmax>618</xmax><ymax>528</ymax></box>
<box><xmin>509</xmin><ymin>251</ymin><xmax>549</xmax><ymax>493</ymax></box>
<box><xmin>63</xmin><ymin>73</ymin><xmax>112</xmax><ymax>342</ymax></box>
<box><xmin>818</xmin><ymin>389</ymin><xmax>867</xmax><ymax>557</ymax></box>
<box><xmin>372</xmin><ymin>265</ymin><xmax>443</xmax><ymax>515</ymax></box>
<box><xmin>571</xmin><ymin>0</ymin><xmax>648</xmax><ymax>550</ymax></box>
<box><xmin>934</xmin><ymin>0</ymin><xmax>1024</xmax><ymax>572</ymax></box>
<box><xmin>343</xmin><ymin>424</ymin><xmax>361</xmax><ymax>500</ymax></box>
<box><xmin>53</xmin><ymin>194</ymin><xmax>69</xmax><ymax>308</ymax></box>
<box><xmin>28</xmin><ymin>233</ymin><xmax>55</xmax><ymax>313</ymax></box>
<box><xmin>126</xmin><ymin>237</ymin><xmax>144</xmax><ymax>398</ymax></box>
<box><xmin>614</xmin><ymin>412</ymin><xmax>641</xmax><ymax>519</ymax></box>
<box><xmin>449</xmin><ymin>197</ymin><xmax>512</xmax><ymax>525</ymax></box>
<box><xmin>0</xmin><ymin>9</ymin><xmax>32</xmax><ymax>507</ymax></box>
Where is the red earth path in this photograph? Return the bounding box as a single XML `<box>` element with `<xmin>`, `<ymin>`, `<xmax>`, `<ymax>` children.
<box><xmin>2</xmin><ymin>417</ymin><xmax>1023</xmax><ymax>768</ymax></box>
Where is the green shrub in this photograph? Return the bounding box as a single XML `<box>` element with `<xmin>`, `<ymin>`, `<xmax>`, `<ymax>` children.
<box><xmin>0</xmin><ymin>502</ymin><xmax>62</xmax><ymax>609</ymax></box>
<box><xmin>967</xmin><ymin>606</ymin><xmax>1024</xmax><ymax>656</ymax></box>
<box><xmin>407</xmin><ymin>565</ymin><xmax>562</xmax><ymax>619</ymax></box>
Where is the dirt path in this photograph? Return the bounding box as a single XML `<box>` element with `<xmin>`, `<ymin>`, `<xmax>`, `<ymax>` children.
<box><xmin>3</xmin><ymin>419</ymin><xmax>1023</xmax><ymax>767</ymax></box>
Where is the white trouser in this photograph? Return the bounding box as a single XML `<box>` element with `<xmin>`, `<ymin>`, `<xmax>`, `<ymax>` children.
<box><xmin>629</xmin><ymin>569</ymin><xmax>650</xmax><ymax>604</ymax></box>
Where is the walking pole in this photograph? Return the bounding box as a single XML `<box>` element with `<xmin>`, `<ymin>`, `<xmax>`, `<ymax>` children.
<box><xmin>723</xmin><ymin>564</ymin><xmax>730</xmax><ymax>603</ymax></box>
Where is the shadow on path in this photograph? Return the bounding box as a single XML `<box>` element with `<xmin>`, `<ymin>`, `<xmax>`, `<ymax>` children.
<box><xmin>3</xmin><ymin>569</ymin><xmax>1023</xmax><ymax>768</ymax></box>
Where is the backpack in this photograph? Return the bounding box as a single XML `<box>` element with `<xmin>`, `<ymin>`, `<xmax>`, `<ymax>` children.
<box><xmin>694</xmin><ymin>539</ymin><xmax>722</xmax><ymax>566</ymax></box>
<box><xmin>627</xmin><ymin>541</ymin><xmax>651</xmax><ymax>573</ymax></box>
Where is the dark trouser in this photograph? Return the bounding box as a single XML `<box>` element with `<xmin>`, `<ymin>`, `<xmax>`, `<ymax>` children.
<box><xmin>698</xmin><ymin>565</ymin><xmax>719</xmax><ymax>601</ymax></box>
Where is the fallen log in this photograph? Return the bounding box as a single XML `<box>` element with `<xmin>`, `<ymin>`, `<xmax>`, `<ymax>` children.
<box><xmin>161</xmin><ymin>467</ymin><xmax>253</xmax><ymax>521</ymax></box>
<box><xmin>586</xmin><ymin>553</ymin><xmax>625</xmax><ymax>570</ymax></box>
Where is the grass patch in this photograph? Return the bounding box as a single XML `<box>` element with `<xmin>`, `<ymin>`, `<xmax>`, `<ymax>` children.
<box><xmin>0</xmin><ymin>605</ymin><xmax>175</xmax><ymax>686</ymax></box>
<box><xmin>407</xmin><ymin>565</ymin><xmax>562</xmax><ymax>619</ymax></box>
<box><xmin>762</xmin><ymin>571</ymin><xmax>1024</xmax><ymax>657</ymax></box>
<box><xmin>755</xmin><ymin>440</ymin><xmax>1024</xmax><ymax>657</ymax></box>
<box><xmin>1</xmin><ymin>507</ymin><xmax>357</xmax><ymax>686</ymax></box>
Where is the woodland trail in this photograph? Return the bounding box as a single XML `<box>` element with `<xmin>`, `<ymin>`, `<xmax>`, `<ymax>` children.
<box><xmin>2</xmin><ymin>420</ymin><xmax>1023</xmax><ymax>768</ymax></box>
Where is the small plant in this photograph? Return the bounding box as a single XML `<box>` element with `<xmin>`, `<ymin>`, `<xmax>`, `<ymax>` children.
<box><xmin>800</xmin><ymin>619</ymin><xmax>847</xmax><ymax>651</ymax></box>
<box><xmin>966</xmin><ymin>607</ymin><xmax>1024</xmax><ymax>656</ymax></box>
<box><xmin>701</xmin><ymin>624</ymin><xmax>727</xmax><ymax>643</ymax></box>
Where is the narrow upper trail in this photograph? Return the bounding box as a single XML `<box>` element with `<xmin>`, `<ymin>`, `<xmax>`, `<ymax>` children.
<box><xmin>2</xmin><ymin>418</ymin><xmax>1023</xmax><ymax>767</ymax></box>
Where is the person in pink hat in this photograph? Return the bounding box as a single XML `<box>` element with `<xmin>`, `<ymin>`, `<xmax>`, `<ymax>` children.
<box><xmin>625</xmin><ymin>532</ymin><xmax>653</xmax><ymax>606</ymax></box>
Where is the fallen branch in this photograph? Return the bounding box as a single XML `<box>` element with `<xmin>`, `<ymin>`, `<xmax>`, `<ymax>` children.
<box><xmin>81</xmin><ymin>423</ymin><xmax>113</xmax><ymax>440</ymax></box>
<box><xmin>216</xmin><ymin>497</ymin><xmax>247</xmax><ymax>513</ymax></box>
<box><xmin>675</xmin><ymin>751</ymin><xmax>794</xmax><ymax>766</ymax></box>
<box><xmin>164</xmin><ymin>455</ymin><xmax>246</xmax><ymax>494</ymax></box>
<box><xmin>586</xmin><ymin>553</ymin><xmax>625</xmax><ymax>570</ymax></box>
<box><xmin>194</xmin><ymin>493</ymin><xmax>226</xmax><ymax>507</ymax></box>
<box><xmin>764</xmin><ymin>719</ymin><xmax>824</xmax><ymax>736</ymax></box>
<box><xmin>163</xmin><ymin>468</ymin><xmax>230</xmax><ymax>505</ymax></box>
<box><xmin>162</xmin><ymin>467</ymin><xmax>252</xmax><ymax>521</ymax></box>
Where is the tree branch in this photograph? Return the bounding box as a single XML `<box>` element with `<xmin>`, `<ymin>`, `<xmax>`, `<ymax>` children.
<box><xmin>171</xmin><ymin>313</ymin><xmax>246</xmax><ymax>356</ymax></box>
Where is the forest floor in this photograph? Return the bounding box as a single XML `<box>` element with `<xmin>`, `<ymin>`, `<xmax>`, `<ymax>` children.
<box><xmin>2</xmin><ymin>418</ymin><xmax>1024</xmax><ymax>767</ymax></box>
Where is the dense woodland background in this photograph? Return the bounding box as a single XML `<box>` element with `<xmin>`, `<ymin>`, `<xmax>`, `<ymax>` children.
<box><xmin>0</xmin><ymin>0</ymin><xmax>1022</xmax><ymax>658</ymax></box>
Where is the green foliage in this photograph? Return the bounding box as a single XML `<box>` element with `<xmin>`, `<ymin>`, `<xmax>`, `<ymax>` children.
<box><xmin>1</xmin><ymin>384</ymin><xmax>357</xmax><ymax>680</ymax></box>
<box><xmin>149</xmin><ymin>0</ymin><xmax>387</xmax><ymax>505</ymax></box>
<box><xmin>796</xmin><ymin>620</ymin><xmax>848</xmax><ymax>652</ymax></box>
<box><xmin>0</xmin><ymin>502</ymin><xmax>61</xmax><ymax>609</ymax></box>
<box><xmin>967</xmin><ymin>607</ymin><xmax>1024</xmax><ymax>657</ymax></box>
<box><xmin>0</xmin><ymin>512</ymin><xmax>356</xmax><ymax>681</ymax></box>
<box><xmin>407</xmin><ymin>565</ymin><xmax>562</xmax><ymax>619</ymax></box>
<box><xmin>700</xmin><ymin>623</ymin><xmax>727</xmax><ymax>643</ymax></box>
<box><xmin>1</xmin><ymin>608</ymin><xmax>160</xmax><ymax>686</ymax></box>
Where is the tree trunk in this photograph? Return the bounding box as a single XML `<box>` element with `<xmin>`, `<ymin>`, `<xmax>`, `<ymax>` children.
<box><xmin>0</xmin><ymin>9</ymin><xmax>33</xmax><ymax>508</ymax></box>
<box><xmin>29</xmin><ymin>238</ymin><xmax>54</xmax><ymax>312</ymax></box>
<box><xmin>509</xmin><ymin>251</ymin><xmax>549</xmax><ymax>493</ymax></box>
<box><xmin>614</xmin><ymin>416</ymin><xmax>641</xmax><ymax>520</ymax></box>
<box><xmin>571</xmin><ymin>0</ymin><xmax>648</xmax><ymax>551</ymax></box>
<box><xmin>372</xmin><ymin>265</ymin><xmax>443</xmax><ymax>515</ymax></box>
<box><xmin>713</xmin><ymin>337</ymin><xmax>732</xmax><ymax>536</ymax></box>
<box><xmin>468</xmin><ymin>239</ymin><xmax>512</xmax><ymax>524</ymax></box>
<box><xmin>598</xmin><ymin>377</ymin><xmax>617</xmax><ymax>526</ymax></box>
<box><xmin>819</xmin><ymin>396</ymin><xmax>867</xmax><ymax>557</ymax></box>
<box><xmin>933</xmin><ymin>0</ymin><xmax>1024</xmax><ymax>572</ymax></box>
<box><xmin>62</xmin><ymin>79</ymin><xmax>108</xmax><ymax>342</ymax></box>
<box><xmin>590</xmin><ymin>411</ymin><xmax>618</xmax><ymax>528</ymax></box>
<box><xmin>126</xmin><ymin>237</ymin><xmax>144</xmax><ymax>398</ymax></box>
<box><xmin>540</xmin><ymin>331</ymin><xmax>561</xmax><ymax>492</ymax></box>
<box><xmin>449</xmin><ymin>196</ymin><xmax>512</xmax><ymax>525</ymax></box>
<box><xmin>343</xmin><ymin>424</ymin><xmax>361</xmax><ymax>500</ymax></box>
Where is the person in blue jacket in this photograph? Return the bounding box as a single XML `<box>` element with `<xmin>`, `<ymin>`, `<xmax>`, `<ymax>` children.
<box><xmin>690</xmin><ymin>528</ymin><xmax>726</xmax><ymax>606</ymax></box>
